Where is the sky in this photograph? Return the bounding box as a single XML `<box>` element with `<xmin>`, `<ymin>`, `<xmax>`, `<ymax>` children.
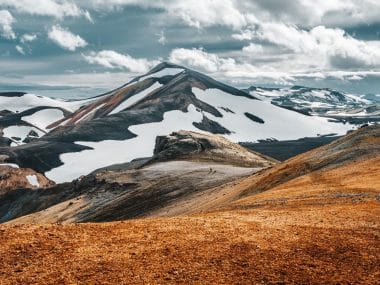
<box><xmin>0</xmin><ymin>0</ymin><xmax>380</xmax><ymax>99</ymax></box>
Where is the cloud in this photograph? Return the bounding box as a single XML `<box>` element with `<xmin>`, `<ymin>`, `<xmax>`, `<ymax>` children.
<box><xmin>168</xmin><ymin>47</ymin><xmax>380</xmax><ymax>87</ymax></box>
<box><xmin>20</xmin><ymin>33</ymin><xmax>37</xmax><ymax>43</ymax></box>
<box><xmin>15</xmin><ymin>45</ymin><xmax>25</xmax><ymax>55</ymax></box>
<box><xmin>169</xmin><ymin>47</ymin><xmax>238</xmax><ymax>73</ymax></box>
<box><xmin>242</xmin><ymin>43</ymin><xmax>263</xmax><ymax>54</ymax></box>
<box><xmin>0</xmin><ymin>10</ymin><xmax>15</xmax><ymax>39</ymax></box>
<box><xmin>48</xmin><ymin>25</ymin><xmax>87</xmax><ymax>51</ymax></box>
<box><xmin>83</xmin><ymin>50</ymin><xmax>159</xmax><ymax>73</ymax></box>
<box><xmin>235</xmin><ymin>23</ymin><xmax>380</xmax><ymax>70</ymax></box>
<box><xmin>157</xmin><ymin>30</ymin><xmax>166</xmax><ymax>45</ymax></box>
<box><xmin>81</xmin><ymin>0</ymin><xmax>380</xmax><ymax>29</ymax></box>
<box><xmin>82</xmin><ymin>0</ymin><xmax>248</xmax><ymax>29</ymax></box>
<box><xmin>0</xmin><ymin>0</ymin><xmax>91</xmax><ymax>20</ymax></box>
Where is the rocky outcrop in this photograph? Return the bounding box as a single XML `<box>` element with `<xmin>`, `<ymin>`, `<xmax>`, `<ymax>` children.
<box><xmin>0</xmin><ymin>165</ymin><xmax>54</xmax><ymax>193</ymax></box>
<box><xmin>153</xmin><ymin>130</ymin><xmax>276</xmax><ymax>167</ymax></box>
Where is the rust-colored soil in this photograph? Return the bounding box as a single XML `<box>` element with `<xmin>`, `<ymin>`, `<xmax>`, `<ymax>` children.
<box><xmin>0</xmin><ymin>203</ymin><xmax>379</xmax><ymax>285</ymax></box>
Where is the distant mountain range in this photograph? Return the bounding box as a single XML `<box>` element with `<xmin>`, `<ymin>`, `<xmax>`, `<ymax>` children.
<box><xmin>0</xmin><ymin>62</ymin><xmax>378</xmax><ymax>183</ymax></box>
<box><xmin>246</xmin><ymin>85</ymin><xmax>380</xmax><ymax>120</ymax></box>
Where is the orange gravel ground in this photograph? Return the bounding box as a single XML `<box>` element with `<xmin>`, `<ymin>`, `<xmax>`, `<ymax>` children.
<box><xmin>0</xmin><ymin>198</ymin><xmax>378</xmax><ymax>284</ymax></box>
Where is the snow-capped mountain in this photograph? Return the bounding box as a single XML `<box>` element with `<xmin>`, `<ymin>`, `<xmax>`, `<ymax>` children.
<box><xmin>246</xmin><ymin>85</ymin><xmax>380</xmax><ymax>118</ymax></box>
<box><xmin>0</xmin><ymin>63</ymin><xmax>359</xmax><ymax>183</ymax></box>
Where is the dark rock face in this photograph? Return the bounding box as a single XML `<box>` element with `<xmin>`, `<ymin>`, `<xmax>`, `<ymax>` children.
<box><xmin>28</xmin><ymin>130</ymin><xmax>39</xmax><ymax>137</ymax></box>
<box><xmin>193</xmin><ymin>115</ymin><xmax>231</xmax><ymax>134</ymax></box>
<box><xmin>244</xmin><ymin>112</ymin><xmax>265</xmax><ymax>124</ymax></box>
<box><xmin>0</xmin><ymin>137</ymin><xmax>11</xmax><ymax>147</ymax></box>
<box><xmin>0</xmin><ymin>92</ymin><xmax>26</xmax><ymax>98</ymax></box>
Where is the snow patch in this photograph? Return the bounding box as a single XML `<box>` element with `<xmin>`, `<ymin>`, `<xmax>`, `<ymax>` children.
<box><xmin>108</xmin><ymin>82</ymin><xmax>163</xmax><ymax>115</ymax></box>
<box><xmin>26</xmin><ymin>175</ymin><xmax>40</xmax><ymax>187</ymax></box>
<box><xmin>0</xmin><ymin>163</ymin><xmax>19</xmax><ymax>168</ymax></box>
<box><xmin>138</xmin><ymin>68</ymin><xmax>184</xmax><ymax>82</ymax></box>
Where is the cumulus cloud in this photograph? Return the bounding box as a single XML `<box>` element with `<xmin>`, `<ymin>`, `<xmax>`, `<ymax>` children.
<box><xmin>241</xmin><ymin>23</ymin><xmax>380</xmax><ymax>69</ymax></box>
<box><xmin>81</xmin><ymin>0</ymin><xmax>248</xmax><ymax>29</ymax></box>
<box><xmin>81</xmin><ymin>0</ymin><xmax>380</xmax><ymax>29</ymax></box>
<box><xmin>83</xmin><ymin>50</ymin><xmax>159</xmax><ymax>73</ymax></box>
<box><xmin>48</xmin><ymin>25</ymin><xmax>87</xmax><ymax>51</ymax></box>
<box><xmin>169</xmin><ymin>48</ymin><xmax>238</xmax><ymax>73</ymax></box>
<box><xmin>0</xmin><ymin>0</ymin><xmax>91</xmax><ymax>20</ymax></box>
<box><xmin>0</xmin><ymin>10</ymin><xmax>15</xmax><ymax>39</ymax></box>
<box><xmin>15</xmin><ymin>45</ymin><xmax>25</xmax><ymax>55</ymax></box>
<box><xmin>20</xmin><ymin>33</ymin><xmax>37</xmax><ymax>43</ymax></box>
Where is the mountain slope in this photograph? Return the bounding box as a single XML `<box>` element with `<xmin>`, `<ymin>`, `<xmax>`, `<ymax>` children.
<box><xmin>206</xmin><ymin>124</ymin><xmax>380</xmax><ymax>209</ymax></box>
<box><xmin>1</xmin><ymin>131</ymin><xmax>275</xmax><ymax>224</ymax></box>
<box><xmin>1</xmin><ymin>63</ymin><xmax>355</xmax><ymax>182</ymax></box>
<box><xmin>0</xmin><ymin>125</ymin><xmax>378</xmax><ymax>284</ymax></box>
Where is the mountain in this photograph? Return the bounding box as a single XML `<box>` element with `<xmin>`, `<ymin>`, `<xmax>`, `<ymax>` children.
<box><xmin>0</xmin><ymin>131</ymin><xmax>276</xmax><ymax>223</ymax></box>
<box><xmin>246</xmin><ymin>85</ymin><xmax>380</xmax><ymax>122</ymax></box>
<box><xmin>0</xmin><ymin>125</ymin><xmax>378</xmax><ymax>284</ymax></box>
<box><xmin>0</xmin><ymin>62</ymin><xmax>357</xmax><ymax>183</ymax></box>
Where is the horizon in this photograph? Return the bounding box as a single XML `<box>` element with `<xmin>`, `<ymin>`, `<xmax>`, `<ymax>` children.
<box><xmin>1</xmin><ymin>1</ymin><xmax>380</xmax><ymax>98</ymax></box>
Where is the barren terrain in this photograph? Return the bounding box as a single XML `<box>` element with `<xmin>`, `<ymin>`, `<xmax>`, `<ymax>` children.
<box><xmin>0</xmin><ymin>126</ymin><xmax>379</xmax><ymax>284</ymax></box>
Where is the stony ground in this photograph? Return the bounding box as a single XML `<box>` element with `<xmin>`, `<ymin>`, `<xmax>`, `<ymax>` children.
<box><xmin>0</xmin><ymin>201</ymin><xmax>378</xmax><ymax>284</ymax></box>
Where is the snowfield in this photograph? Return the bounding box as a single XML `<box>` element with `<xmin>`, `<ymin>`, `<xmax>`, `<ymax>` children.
<box><xmin>45</xmin><ymin>105</ymin><xmax>203</xmax><ymax>183</ymax></box>
<box><xmin>192</xmin><ymin>88</ymin><xmax>353</xmax><ymax>142</ymax></box>
<box><xmin>22</xmin><ymin>109</ymin><xmax>65</xmax><ymax>131</ymax></box>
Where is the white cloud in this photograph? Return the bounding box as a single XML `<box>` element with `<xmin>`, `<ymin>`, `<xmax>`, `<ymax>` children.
<box><xmin>82</xmin><ymin>0</ymin><xmax>248</xmax><ymax>29</ymax></box>
<box><xmin>168</xmin><ymin>47</ymin><xmax>380</xmax><ymax>87</ymax></box>
<box><xmin>169</xmin><ymin>48</ymin><xmax>237</xmax><ymax>73</ymax></box>
<box><xmin>81</xmin><ymin>0</ymin><xmax>380</xmax><ymax>29</ymax></box>
<box><xmin>15</xmin><ymin>45</ymin><xmax>25</xmax><ymax>55</ymax></box>
<box><xmin>0</xmin><ymin>0</ymin><xmax>91</xmax><ymax>20</ymax></box>
<box><xmin>48</xmin><ymin>25</ymin><xmax>87</xmax><ymax>51</ymax></box>
<box><xmin>0</xmin><ymin>10</ymin><xmax>15</xmax><ymax>39</ymax></box>
<box><xmin>20</xmin><ymin>33</ymin><xmax>37</xmax><ymax>43</ymax></box>
<box><xmin>242</xmin><ymin>43</ymin><xmax>263</xmax><ymax>54</ymax></box>
<box><xmin>245</xmin><ymin>23</ymin><xmax>380</xmax><ymax>69</ymax></box>
<box><xmin>157</xmin><ymin>30</ymin><xmax>166</xmax><ymax>45</ymax></box>
<box><xmin>83</xmin><ymin>50</ymin><xmax>159</xmax><ymax>73</ymax></box>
